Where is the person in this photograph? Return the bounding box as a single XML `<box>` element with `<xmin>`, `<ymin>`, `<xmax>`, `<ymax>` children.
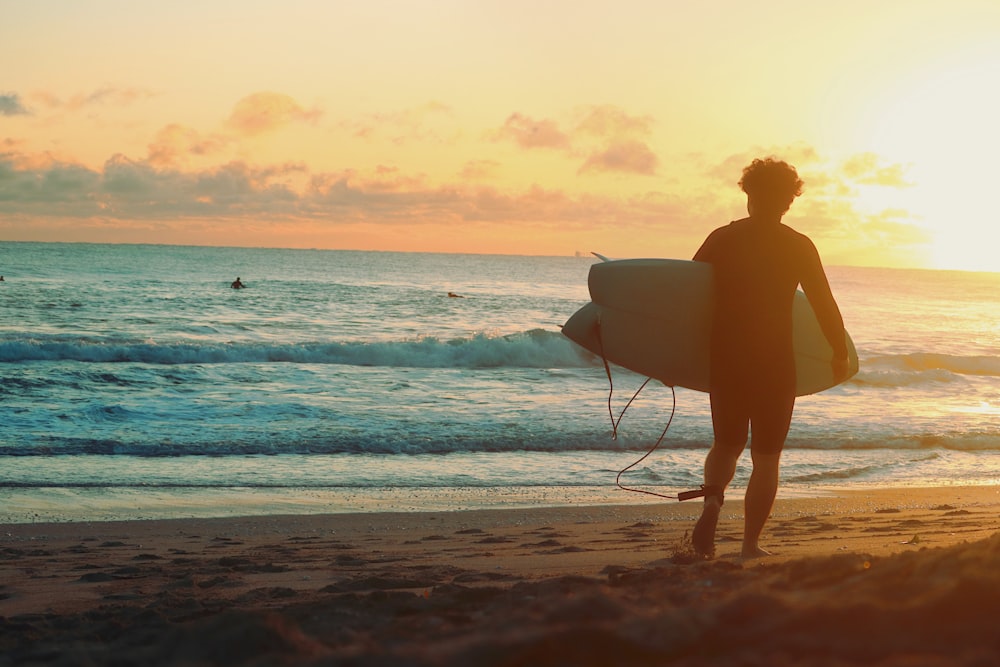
<box><xmin>231</xmin><ymin>277</ymin><xmax>245</xmax><ymax>289</ymax></box>
<box><xmin>690</xmin><ymin>157</ymin><xmax>849</xmax><ymax>559</ymax></box>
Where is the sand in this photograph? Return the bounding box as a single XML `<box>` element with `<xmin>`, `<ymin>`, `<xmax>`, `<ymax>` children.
<box><xmin>2</xmin><ymin>485</ymin><xmax>1000</xmax><ymax>666</ymax></box>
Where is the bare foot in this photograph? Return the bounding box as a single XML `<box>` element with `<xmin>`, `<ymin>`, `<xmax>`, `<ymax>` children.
<box><xmin>740</xmin><ymin>545</ymin><xmax>773</xmax><ymax>560</ymax></box>
<box><xmin>692</xmin><ymin>502</ymin><xmax>721</xmax><ymax>558</ymax></box>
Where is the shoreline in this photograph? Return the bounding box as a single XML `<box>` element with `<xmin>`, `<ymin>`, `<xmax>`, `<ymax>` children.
<box><xmin>3</xmin><ymin>485</ymin><xmax>999</xmax><ymax>665</ymax></box>
<box><xmin>1</xmin><ymin>480</ymin><xmax>991</xmax><ymax>525</ymax></box>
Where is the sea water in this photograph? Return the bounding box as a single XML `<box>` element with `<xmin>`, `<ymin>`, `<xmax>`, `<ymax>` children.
<box><xmin>2</xmin><ymin>242</ymin><xmax>999</xmax><ymax>522</ymax></box>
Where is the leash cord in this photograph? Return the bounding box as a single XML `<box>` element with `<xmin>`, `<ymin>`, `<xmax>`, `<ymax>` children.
<box><xmin>594</xmin><ymin>314</ymin><xmax>681</xmax><ymax>500</ymax></box>
<box><xmin>614</xmin><ymin>384</ymin><xmax>679</xmax><ymax>500</ymax></box>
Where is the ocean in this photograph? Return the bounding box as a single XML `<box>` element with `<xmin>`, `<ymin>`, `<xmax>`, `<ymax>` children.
<box><xmin>2</xmin><ymin>242</ymin><xmax>999</xmax><ymax>523</ymax></box>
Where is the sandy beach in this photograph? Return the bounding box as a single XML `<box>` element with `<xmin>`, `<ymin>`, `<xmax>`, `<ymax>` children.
<box><xmin>2</xmin><ymin>485</ymin><xmax>1000</xmax><ymax>666</ymax></box>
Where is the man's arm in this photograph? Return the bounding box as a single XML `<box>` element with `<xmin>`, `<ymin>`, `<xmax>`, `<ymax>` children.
<box><xmin>799</xmin><ymin>240</ymin><xmax>849</xmax><ymax>368</ymax></box>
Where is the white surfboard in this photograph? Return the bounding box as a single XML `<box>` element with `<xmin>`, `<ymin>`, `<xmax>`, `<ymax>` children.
<box><xmin>562</xmin><ymin>257</ymin><xmax>859</xmax><ymax>396</ymax></box>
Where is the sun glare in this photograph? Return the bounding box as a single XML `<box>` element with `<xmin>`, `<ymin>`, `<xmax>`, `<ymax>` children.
<box><xmin>861</xmin><ymin>46</ymin><xmax>1000</xmax><ymax>272</ymax></box>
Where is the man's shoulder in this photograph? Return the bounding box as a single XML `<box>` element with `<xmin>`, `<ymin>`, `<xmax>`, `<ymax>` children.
<box><xmin>778</xmin><ymin>223</ymin><xmax>817</xmax><ymax>247</ymax></box>
<box><xmin>709</xmin><ymin>218</ymin><xmax>748</xmax><ymax>237</ymax></box>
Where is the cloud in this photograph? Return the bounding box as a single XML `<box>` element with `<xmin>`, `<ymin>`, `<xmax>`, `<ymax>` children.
<box><xmin>0</xmin><ymin>152</ymin><xmax>310</xmax><ymax>219</ymax></box>
<box><xmin>494</xmin><ymin>113</ymin><xmax>572</xmax><ymax>150</ymax></box>
<box><xmin>794</xmin><ymin>197</ymin><xmax>930</xmax><ymax>267</ymax></box>
<box><xmin>28</xmin><ymin>86</ymin><xmax>155</xmax><ymax>111</ymax></box>
<box><xmin>0</xmin><ymin>105</ymin><xmax>933</xmax><ymax>266</ymax></box>
<box><xmin>0</xmin><ymin>148</ymin><xmax>683</xmax><ymax>233</ymax></box>
<box><xmin>458</xmin><ymin>159</ymin><xmax>500</xmax><ymax>180</ymax></box>
<box><xmin>146</xmin><ymin>124</ymin><xmax>229</xmax><ymax>167</ymax></box>
<box><xmin>348</xmin><ymin>102</ymin><xmax>460</xmax><ymax>145</ymax></box>
<box><xmin>225</xmin><ymin>92</ymin><xmax>322</xmax><ymax>136</ymax></box>
<box><xmin>0</xmin><ymin>156</ymin><xmax>103</xmax><ymax>221</ymax></box>
<box><xmin>841</xmin><ymin>153</ymin><xmax>911</xmax><ymax>186</ymax></box>
<box><xmin>494</xmin><ymin>106</ymin><xmax>660</xmax><ymax>176</ymax></box>
<box><xmin>574</xmin><ymin>105</ymin><xmax>654</xmax><ymax>139</ymax></box>
<box><xmin>10</xmin><ymin>87</ymin><xmax>320</xmax><ymax>183</ymax></box>
<box><xmin>0</xmin><ymin>144</ymin><xmax>938</xmax><ymax>267</ymax></box>
<box><xmin>97</xmin><ymin>155</ymin><xmax>308</xmax><ymax>216</ymax></box>
<box><xmin>580</xmin><ymin>140</ymin><xmax>659</xmax><ymax>175</ymax></box>
<box><xmin>67</xmin><ymin>85</ymin><xmax>154</xmax><ymax>110</ymax></box>
<box><xmin>1</xmin><ymin>93</ymin><xmax>30</xmax><ymax>116</ymax></box>
<box><xmin>148</xmin><ymin>92</ymin><xmax>326</xmax><ymax>166</ymax></box>
<box><xmin>190</xmin><ymin>161</ymin><xmax>306</xmax><ymax>209</ymax></box>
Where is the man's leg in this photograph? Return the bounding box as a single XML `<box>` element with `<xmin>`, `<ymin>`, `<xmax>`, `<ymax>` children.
<box><xmin>704</xmin><ymin>440</ymin><xmax>741</xmax><ymax>492</ymax></box>
<box><xmin>742</xmin><ymin>449</ymin><xmax>781</xmax><ymax>558</ymax></box>
<box><xmin>742</xmin><ymin>390</ymin><xmax>794</xmax><ymax>558</ymax></box>
<box><xmin>692</xmin><ymin>442</ymin><xmax>741</xmax><ymax>557</ymax></box>
<box><xmin>693</xmin><ymin>388</ymin><xmax>748</xmax><ymax>557</ymax></box>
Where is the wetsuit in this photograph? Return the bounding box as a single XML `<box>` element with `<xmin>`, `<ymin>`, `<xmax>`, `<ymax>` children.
<box><xmin>693</xmin><ymin>218</ymin><xmax>846</xmax><ymax>453</ymax></box>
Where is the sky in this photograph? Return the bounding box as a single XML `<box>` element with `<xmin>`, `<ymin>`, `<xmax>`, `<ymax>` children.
<box><xmin>2</xmin><ymin>0</ymin><xmax>1000</xmax><ymax>270</ymax></box>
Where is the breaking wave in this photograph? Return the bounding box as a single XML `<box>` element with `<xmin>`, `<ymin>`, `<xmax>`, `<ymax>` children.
<box><xmin>0</xmin><ymin>329</ymin><xmax>597</xmax><ymax>369</ymax></box>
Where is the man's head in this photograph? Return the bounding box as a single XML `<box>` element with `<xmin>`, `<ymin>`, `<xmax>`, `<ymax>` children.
<box><xmin>739</xmin><ymin>158</ymin><xmax>804</xmax><ymax>217</ymax></box>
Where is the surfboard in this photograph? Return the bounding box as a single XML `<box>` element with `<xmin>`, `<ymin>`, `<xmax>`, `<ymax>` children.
<box><xmin>562</xmin><ymin>257</ymin><xmax>859</xmax><ymax>396</ymax></box>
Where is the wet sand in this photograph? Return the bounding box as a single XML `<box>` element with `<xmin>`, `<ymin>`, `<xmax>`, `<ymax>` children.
<box><xmin>2</xmin><ymin>486</ymin><xmax>999</xmax><ymax>666</ymax></box>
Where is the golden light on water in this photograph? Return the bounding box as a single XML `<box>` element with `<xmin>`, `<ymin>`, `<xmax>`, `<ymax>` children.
<box><xmin>951</xmin><ymin>403</ymin><xmax>1000</xmax><ymax>416</ymax></box>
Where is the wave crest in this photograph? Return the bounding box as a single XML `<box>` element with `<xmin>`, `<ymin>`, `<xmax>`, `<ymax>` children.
<box><xmin>0</xmin><ymin>329</ymin><xmax>597</xmax><ymax>369</ymax></box>
<box><xmin>853</xmin><ymin>352</ymin><xmax>1000</xmax><ymax>387</ymax></box>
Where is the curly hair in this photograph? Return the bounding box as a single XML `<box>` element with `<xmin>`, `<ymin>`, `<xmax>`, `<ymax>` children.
<box><xmin>738</xmin><ymin>158</ymin><xmax>804</xmax><ymax>214</ymax></box>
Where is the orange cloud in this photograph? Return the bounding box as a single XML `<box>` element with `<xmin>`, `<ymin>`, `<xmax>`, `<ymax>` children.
<box><xmin>458</xmin><ymin>159</ymin><xmax>500</xmax><ymax>180</ymax></box>
<box><xmin>574</xmin><ymin>105</ymin><xmax>654</xmax><ymax>139</ymax></box>
<box><xmin>494</xmin><ymin>113</ymin><xmax>572</xmax><ymax>150</ymax></box>
<box><xmin>0</xmin><ymin>146</ymin><xmax>690</xmax><ymax>233</ymax></box>
<box><xmin>225</xmin><ymin>92</ymin><xmax>322</xmax><ymax>136</ymax></box>
<box><xmin>348</xmin><ymin>102</ymin><xmax>460</xmax><ymax>145</ymax></box>
<box><xmin>580</xmin><ymin>140</ymin><xmax>659</xmax><ymax>176</ymax></box>
<box><xmin>147</xmin><ymin>124</ymin><xmax>228</xmax><ymax>167</ymax></box>
<box><xmin>0</xmin><ymin>141</ymin><xmax>934</xmax><ymax>266</ymax></box>
<box><xmin>495</xmin><ymin>107</ymin><xmax>660</xmax><ymax>176</ymax></box>
<box><xmin>0</xmin><ymin>87</ymin><xmax>935</xmax><ymax>268</ymax></box>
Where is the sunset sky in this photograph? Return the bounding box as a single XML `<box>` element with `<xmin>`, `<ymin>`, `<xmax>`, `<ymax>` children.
<box><xmin>3</xmin><ymin>0</ymin><xmax>999</xmax><ymax>270</ymax></box>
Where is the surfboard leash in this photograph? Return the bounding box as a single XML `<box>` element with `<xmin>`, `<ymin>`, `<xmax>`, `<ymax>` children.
<box><xmin>595</xmin><ymin>314</ymin><xmax>620</xmax><ymax>440</ymax></box>
<box><xmin>595</xmin><ymin>313</ymin><xmax>650</xmax><ymax>441</ymax></box>
<box><xmin>594</xmin><ymin>314</ymin><xmax>705</xmax><ymax>501</ymax></box>
<box><xmin>614</xmin><ymin>385</ymin><xmax>685</xmax><ymax>500</ymax></box>
<box><xmin>594</xmin><ymin>315</ymin><xmax>696</xmax><ymax>501</ymax></box>
<box><xmin>610</xmin><ymin>384</ymin><xmax>708</xmax><ymax>502</ymax></box>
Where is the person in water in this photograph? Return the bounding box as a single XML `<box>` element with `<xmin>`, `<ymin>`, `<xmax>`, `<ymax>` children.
<box><xmin>231</xmin><ymin>277</ymin><xmax>245</xmax><ymax>289</ymax></box>
<box><xmin>690</xmin><ymin>157</ymin><xmax>849</xmax><ymax>559</ymax></box>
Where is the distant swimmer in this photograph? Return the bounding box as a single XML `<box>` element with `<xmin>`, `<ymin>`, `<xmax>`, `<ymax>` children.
<box><xmin>231</xmin><ymin>277</ymin><xmax>245</xmax><ymax>289</ymax></box>
<box><xmin>447</xmin><ymin>291</ymin><xmax>464</xmax><ymax>298</ymax></box>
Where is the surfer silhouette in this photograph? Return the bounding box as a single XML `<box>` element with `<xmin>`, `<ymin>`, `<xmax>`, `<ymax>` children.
<box><xmin>231</xmin><ymin>277</ymin><xmax>245</xmax><ymax>289</ymax></box>
<box><xmin>690</xmin><ymin>157</ymin><xmax>849</xmax><ymax>560</ymax></box>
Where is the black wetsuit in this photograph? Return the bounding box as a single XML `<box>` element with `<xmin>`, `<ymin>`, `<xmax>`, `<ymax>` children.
<box><xmin>694</xmin><ymin>217</ymin><xmax>846</xmax><ymax>453</ymax></box>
